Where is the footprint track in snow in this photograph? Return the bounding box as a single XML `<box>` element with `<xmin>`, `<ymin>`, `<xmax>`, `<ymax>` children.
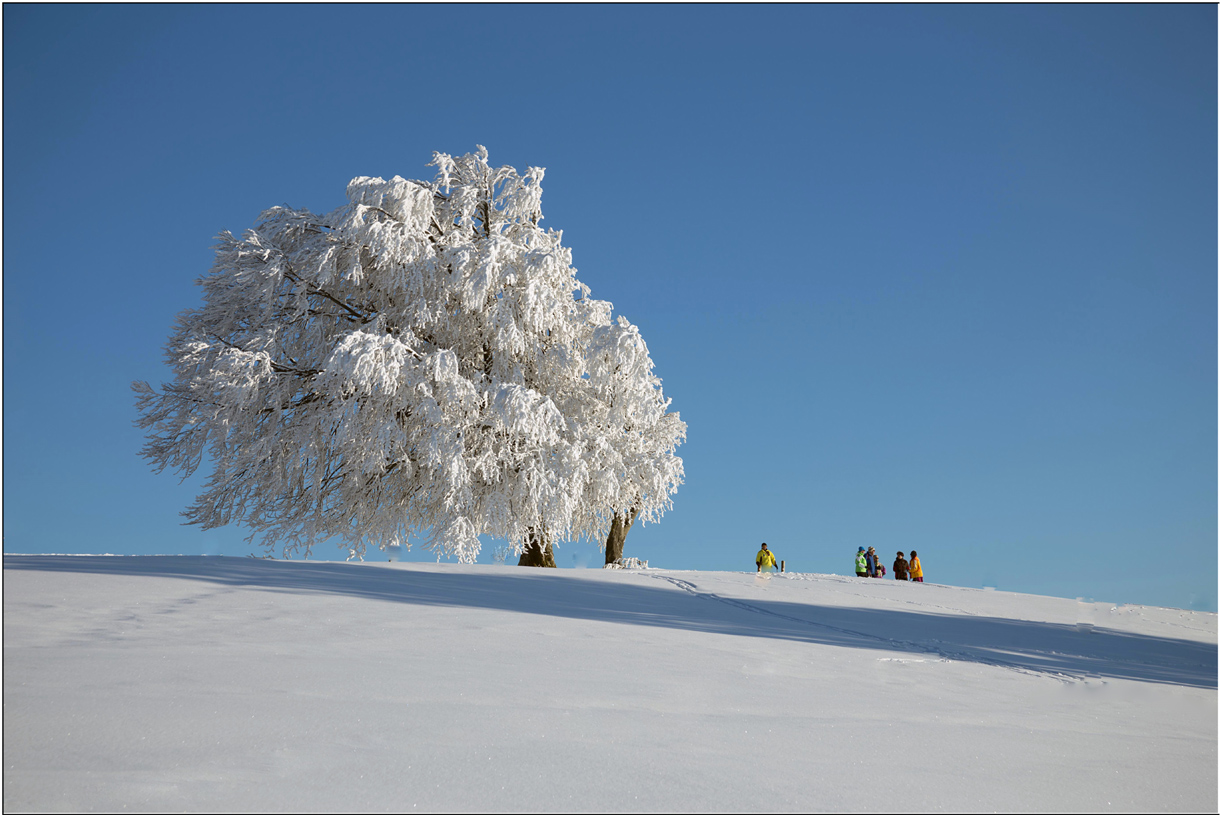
<box><xmin>642</xmin><ymin>573</ymin><xmax>1080</xmax><ymax>683</ymax></box>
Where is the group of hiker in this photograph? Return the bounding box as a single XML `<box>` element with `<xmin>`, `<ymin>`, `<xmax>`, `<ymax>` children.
<box><xmin>856</xmin><ymin>546</ymin><xmax>923</xmax><ymax>581</ymax></box>
<box><xmin>753</xmin><ymin>543</ymin><xmax>924</xmax><ymax>583</ymax></box>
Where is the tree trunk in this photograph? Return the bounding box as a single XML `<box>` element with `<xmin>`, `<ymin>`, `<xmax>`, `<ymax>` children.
<box><xmin>604</xmin><ymin>507</ymin><xmax>639</xmax><ymax>565</ymax></box>
<box><xmin>517</xmin><ymin>529</ymin><xmax>556</xmax><ymax>567</ymax></box>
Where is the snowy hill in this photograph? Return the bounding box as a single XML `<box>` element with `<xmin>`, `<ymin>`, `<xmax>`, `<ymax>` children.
<box><xmin>4</xmin><ymin>556</ymin><xmax>1216</xmax><ymax>812</ymax></box>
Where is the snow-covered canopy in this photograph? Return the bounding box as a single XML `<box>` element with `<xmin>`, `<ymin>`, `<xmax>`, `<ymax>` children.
<box><xmin>135</xmin><ymin>148</ymin><xmax>684</xmax><ymax>562</ymax></box>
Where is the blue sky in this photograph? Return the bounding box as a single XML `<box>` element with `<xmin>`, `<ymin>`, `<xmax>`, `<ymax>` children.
<box><xmin>4</xmin><ymin>5</ymin><xmax>1216</xmax><ymax>611</ymax></box>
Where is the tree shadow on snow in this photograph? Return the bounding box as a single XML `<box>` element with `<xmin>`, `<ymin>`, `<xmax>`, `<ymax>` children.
<box><xmin>5</xmin><ymin>556</ymin><xmax>1215</xmax><ymax>689</ymax></box>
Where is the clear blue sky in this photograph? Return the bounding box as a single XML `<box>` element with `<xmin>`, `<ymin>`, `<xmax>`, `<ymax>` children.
<box><xmin>4</xmin><ymin>5</ymin><xmax>1216</xmax><ymax>611</ymax></box>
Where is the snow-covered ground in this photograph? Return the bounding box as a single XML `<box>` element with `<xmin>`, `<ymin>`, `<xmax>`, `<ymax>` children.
<box><xmin>4</xmin><ymin>556</ymin><xmax>1216</xmax><ymax>812</ymax></box>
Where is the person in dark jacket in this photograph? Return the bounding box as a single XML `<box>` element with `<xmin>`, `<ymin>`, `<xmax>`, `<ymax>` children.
<box><xmin>893</xmin><ymin>552</ymin><xmax>909</xmax><ymax>581</ymax></box>
<box><xmin>864</xmin><ymin>547</ymin><xmax>876</xmax><ymax>577</ymax></box>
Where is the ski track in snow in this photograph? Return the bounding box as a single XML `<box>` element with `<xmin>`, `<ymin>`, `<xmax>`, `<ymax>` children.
<box><xmin>773</xmin><ymin>572</ymin><xmax>989</xmax><ymax>617</ymax></box>
<box><xmin>771</xmin><ymin>570</ymin><xmax>1216</xmax><ymax>636</ymax></box>
<box><xmin>643</xmin><ymin>572</ymin><xmax>1083</xmax><ymax>683</ymax></box>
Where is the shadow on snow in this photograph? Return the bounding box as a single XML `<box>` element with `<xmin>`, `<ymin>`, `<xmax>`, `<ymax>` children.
<box><xmin>6</xmin><ymin>556</ymin><xmax>1215</xmax><ymax>689</ymax></box>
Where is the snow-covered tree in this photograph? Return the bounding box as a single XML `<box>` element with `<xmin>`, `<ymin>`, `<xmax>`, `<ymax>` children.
<box><xmin>584</xmin><ymin>319</ymin><xmax>686</xmax><ymax>564</ymax></box>
<box><xmin>134</xmin><ymin>147</ymin><xmax>683</xmax><ymax>565</ymax></box>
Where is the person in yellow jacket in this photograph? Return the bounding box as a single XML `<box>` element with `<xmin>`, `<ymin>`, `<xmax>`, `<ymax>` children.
<box><xmin>756</xmin><ymin>543</ymin><xmax>777</xmax><ymax>573</ymax></box>
<box><xmin>909</xmin><ymin>550</ymin><xmax>924</xmax><ymax>582</ymax></box>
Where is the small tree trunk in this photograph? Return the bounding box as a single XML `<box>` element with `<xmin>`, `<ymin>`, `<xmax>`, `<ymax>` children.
<box><xmin>517</xmin><ymin>529</ymin><xmax>556</xmax><ymax>567</ymax></box>
<box><xmin>604</xmin><ymin>507</ymin><xmax>639</xmax><ymax>565</ymax></box>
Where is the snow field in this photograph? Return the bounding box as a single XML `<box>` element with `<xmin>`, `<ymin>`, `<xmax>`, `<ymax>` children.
<box><xmin>4</xmin><ymin>556</ymin><xmax>1216</xmax><ymax>812</ymax></box>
